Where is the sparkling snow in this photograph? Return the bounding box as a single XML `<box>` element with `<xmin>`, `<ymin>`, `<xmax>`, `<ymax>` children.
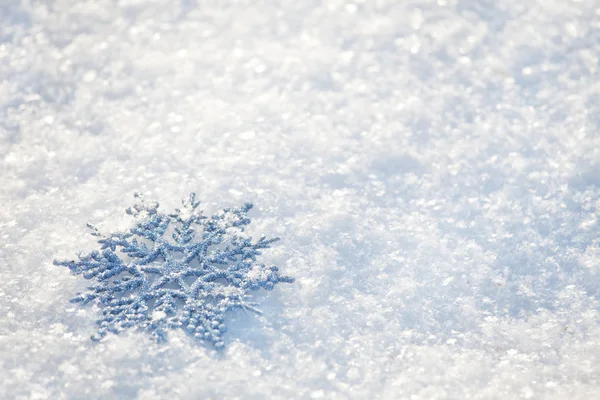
<box><xmin>1</xmin><ymin>0</ymin><xmax>599</xmax><ymax>399</ymax></box>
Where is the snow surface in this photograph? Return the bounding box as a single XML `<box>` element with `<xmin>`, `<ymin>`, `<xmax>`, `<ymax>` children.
<box><xmin>1</xmin><ymin>0</ymin><xmax>599</xmax><ymax>398</ymax></box>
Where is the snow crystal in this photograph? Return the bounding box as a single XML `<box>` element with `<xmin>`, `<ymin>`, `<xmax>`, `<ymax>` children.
<box><xmin>54</xmin><ymin>194</ymin><xmax>293</xmax><ymax>348</ymax></box>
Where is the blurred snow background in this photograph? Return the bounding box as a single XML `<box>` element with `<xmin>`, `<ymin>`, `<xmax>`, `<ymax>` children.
<box><xmin>1</xmin><ymin>0</ymin><xmax>599</xmax><ymax>398</ymax></box>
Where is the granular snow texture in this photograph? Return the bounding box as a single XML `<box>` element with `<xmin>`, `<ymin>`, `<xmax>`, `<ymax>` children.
<box><xmin>1</xmin><ymin>0</ymin><xmax>599</xmax><ymax>399</ymax></box>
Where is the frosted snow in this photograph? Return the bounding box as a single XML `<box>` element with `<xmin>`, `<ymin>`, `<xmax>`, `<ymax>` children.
<box><xmin>1</xmin><ymin>0</ymin><xmax>600</xmax><ymax>399</ymax></box>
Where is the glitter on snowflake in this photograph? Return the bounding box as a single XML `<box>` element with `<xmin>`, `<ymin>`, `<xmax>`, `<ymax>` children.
<box><xmin>54</xmin><ymin>193</ymin><xmax>293</xmax><ymax>348</ymax></box>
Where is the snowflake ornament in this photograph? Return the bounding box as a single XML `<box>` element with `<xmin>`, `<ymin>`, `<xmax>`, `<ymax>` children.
<box><xmin>55</xmin><ymin>193</ymin><xmax>293</xmax><ymax>348</ymax></box>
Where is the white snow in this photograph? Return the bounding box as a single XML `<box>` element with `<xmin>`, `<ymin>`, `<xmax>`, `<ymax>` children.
<box><xmin>151</xmin><ymin>310</ymin><xmax>167</xmax><ymax>321</ymax></box>
<box><xmin>1</xmin><ymin>0</ymin><xmax>600</xmax><ymax>399</ymax></box>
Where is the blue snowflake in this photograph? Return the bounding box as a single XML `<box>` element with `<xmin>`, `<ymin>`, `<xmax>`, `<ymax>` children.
<box><xmin>54</xmin><ymin>193</ymin><xmax>293</xmax><ymax>348</ymax></box>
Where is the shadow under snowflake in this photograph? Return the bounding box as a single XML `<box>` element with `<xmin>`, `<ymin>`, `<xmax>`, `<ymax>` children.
<box><xmin>54</xmin><ymin>193</ymin><xmax>293</xmax><ymax>348</ymax></box>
